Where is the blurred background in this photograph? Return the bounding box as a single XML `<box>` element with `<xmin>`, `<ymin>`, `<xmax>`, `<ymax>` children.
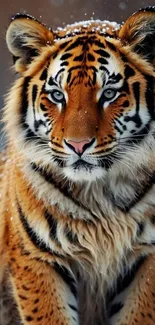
<box><xmin>0</xmin><ymin>0</ymin><xmax>155</xmax><ymax>147</ymax></box>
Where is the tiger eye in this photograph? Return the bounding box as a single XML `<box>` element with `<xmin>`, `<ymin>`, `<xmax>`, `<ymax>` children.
<box><xmin>103</xmin><ymin>89</ymin><xmax>117</xmax><ymax>100</ymax></box>
<box><xmin>49</xmin><ymin>89</ymin><xmax>65</xmax><ymax>103</ymax></box>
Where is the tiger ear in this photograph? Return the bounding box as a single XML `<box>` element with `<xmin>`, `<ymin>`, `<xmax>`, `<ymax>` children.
<box><xmin>118</xmin><ymin>7</ymin><xmax>155</xmax><ymax>63</ymax></box>
<box><xmin>6</xmin><ymin>14</ymin><xmax>54</xmax><ymax>72</ymax></box>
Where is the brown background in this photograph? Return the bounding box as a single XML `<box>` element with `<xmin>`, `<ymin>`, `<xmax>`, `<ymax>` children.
<box><xmin>0</xmin><ymin>0</ymin><xmax>155</xmax><ymax>134</ymax></box>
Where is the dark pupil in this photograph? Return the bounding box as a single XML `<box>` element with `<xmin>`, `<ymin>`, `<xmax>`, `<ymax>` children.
<box><xmin>106</xmin><ymin>90</ymin><xmax>113</xmax><ymax>96</ymax></box>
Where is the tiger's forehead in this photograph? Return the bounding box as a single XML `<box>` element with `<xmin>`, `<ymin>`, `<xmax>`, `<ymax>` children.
<box><xmin>46</xmin><ymin>32</ymin><xmax>123</xmax><ymax>89</ymax></box>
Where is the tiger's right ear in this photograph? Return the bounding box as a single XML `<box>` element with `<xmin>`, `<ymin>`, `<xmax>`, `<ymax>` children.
<box><xmin>6</xmin><ymin>14</ymin><xmax>54</xmax><ymax>72</ymax></box>
<box><xmin>118</xmin><ymin>7</ymin><xmax>155</xmax><ymax>64</ymax></box>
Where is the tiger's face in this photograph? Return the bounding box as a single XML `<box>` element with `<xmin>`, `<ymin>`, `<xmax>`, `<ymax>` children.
<box><xmin>5</xmin><ymin>11</ymin><xmax>155</xmax><ymax>182</ymax></box>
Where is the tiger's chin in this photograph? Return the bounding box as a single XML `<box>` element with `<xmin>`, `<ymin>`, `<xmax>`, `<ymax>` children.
<box><xmin>63</xmin><ymin>165</ymin><xmax>107</xmax><ymax>182</ymax></box>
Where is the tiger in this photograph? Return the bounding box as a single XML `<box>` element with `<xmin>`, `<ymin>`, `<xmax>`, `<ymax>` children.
<box><xmin>1</xmin><ymin>6</ymin><xmax>155</xmax><ymax>325</ymax></box>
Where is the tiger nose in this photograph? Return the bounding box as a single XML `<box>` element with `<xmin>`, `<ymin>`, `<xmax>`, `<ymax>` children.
<box><xmin>64</xmin><ymin>138</ymin><xmax>95</xmax><ymax>154</ymax></box>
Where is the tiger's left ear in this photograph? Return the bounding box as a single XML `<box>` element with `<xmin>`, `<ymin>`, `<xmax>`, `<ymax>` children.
<box><xmin>118</xmin><ymin>7</ymin><xmax>155</xmax><ymax>63</ymax></box>
<box><xmin>6</xmin><ymin>14</ymin><xmax>54</xmax><ymax>72</ymax></box>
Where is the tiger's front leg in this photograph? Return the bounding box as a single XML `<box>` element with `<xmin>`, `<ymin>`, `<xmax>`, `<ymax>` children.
<box><xmin>110</xmin><ymin>254</ymin><xmax>155</xmax><ymax>325</ymax></box>
<box><xmin>10</xmin><ymin>256</ymin><xmax>78</xmax><ymax>325</ymax></box>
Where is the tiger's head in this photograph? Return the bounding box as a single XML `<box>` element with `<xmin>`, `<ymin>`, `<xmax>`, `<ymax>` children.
<box><xmin>5</xmin><ymin>8</ymin><xmax>155</xmax><ymax>182</ymax></box>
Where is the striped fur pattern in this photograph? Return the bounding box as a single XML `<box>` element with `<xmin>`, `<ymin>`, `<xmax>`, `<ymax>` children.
<box><xmin>1</xmin><ymin>7</ymin><xmax>155</xmax><ymax>325</ymax></box>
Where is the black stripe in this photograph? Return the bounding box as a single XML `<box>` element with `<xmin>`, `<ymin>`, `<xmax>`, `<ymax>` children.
<box><xmin>109</xmin><ymin>302</ymin><xmax>123</xmax><ymax>317</ymax></box>
<box><xmin>60</xmin><ymin>61</ymin><xmax>69</xmax><ymax>67</ymax></box>
<box><xmin>40</xmin><ymin>67</ymin><xmax>48</xmax><ymax>81</ymax></box>
<box><xmin>115</xmin><ymin>118</ymin><xmax>123</xmax><ymax>126</ymax></box>
<box><xmin>53</xmin><ymin>157</ymin><xmax>66</xmax><ymax>168</ymax></box>
<box><xmin>127</xmin><ymin>124</ymin><xmax>150</xmax><ymax>143</ymax></box>
<box><xmin>106</xmin><ymin>41</ymin><xmax>117</xmax><ymax>52</ymax></box>
<box><xmin>98</xmin><ymin>57</ymin><xmax>108</xmax><ymax>65</ymax></box>
<box><xmin>13</xmin><ymin>55</ymin><xmax>18</xmax><ymax>63</ymax></box>
<box><xmin>145</xmin><ymin>75</ymin><xmax>155</xmax><ymax>120</ymax></box>
<box><xmin>65</xmin><ymin>226</ymin><xmax>79</xmax><ymax>244</ymax></box>
<box><xmin>114</xmin><ymin>123</ymin><xmax>123</xmax><ymax>135</ymax></box>
<box><xmin>120</xmin><ymin>64</ymin><xmax>135</xmax><ymax>97</ymax></box>
<box><xmin>17</xmin><ymin>202</ymin><xmax>63</xmax><ymax>258</ymax></box>
<box><xmin>122</xmin><ymin>100</ymin><xmax>129</xmax><ymax>107</ymax></box>
<box><xmin>107</xmin><ymin>73</ymin><xmax>122</xmax><ymax>85</ymax></box>
<box><xmin>92</xmin><ymin>69</ymin><xmax>97</xmax><ymax>85</ymax></box>
<box><xmin>107</xmin><ymin>255</ymin><xmax>147</xmax><ymax>304</ymax></box>
<box><xmin>67</xmin><ymin>72</ymin><xmax>71</xmax><ymax>84</ymax></box>
<box><xmin>99</xmin><ymin>66</ymin><xmax>110</xmax><ymax>76</ymax></box>
<box><xmin>95</xmin><ymin>49</ymin><xmax>110</xmax><ymax>58</ymax></box>
<box><xmin>116</xmin><ymin>170</ymin><xmax>155</xmax><ymax>212</ymax></box>
<box><xmin>51</xmin><ymin>140</ymin><xmax>63</xmax><ymax>148</ymax></box>
<box><xmin>137</xmin><ymin>221</ymin><xmax>145</xmax><ymax>236</ymax></box>
<box><xmin>87</xmin><ymin>53</ymin><xmax>95</xmax><ymax>61</ymax></box>
<box><xmin>121</xmin><ymin>54</ymin><xmax>128</xmax><ymax>63</ymax></box>
<box><xmin>68</xmin><ymin>65</ymin><xmax>82</xmax><ymax>73</ymax></box>
<box><xmin>132</xmin><ymin>82</ymin><xmax>141</xmax><ymax>127</ymax></box>
<box><xmin>124</xmin><ymin>82</ymin><xmax>142</xmax><ymax>128</ymax></box>
<box><xmin>24</xmin><ymin>126</ymin><xmax>36</xmax><ymax>140</ymax></box>
<box><xmin>18</xmin><ymin>203</ymin><xmax>51</xmax><ymax>252</ymax></box>
<box><xmin>59</xmin><ymin>40</ymin><xmax>71</xmax><ymax>50</ymax></box>
<box><xmin>67</xmin><ymin>63</ymin><xmax>91</xmax><ymax>86</ymax></box>
<box><xmin>31</xmin><ymin>163</ymin><xmax>98</xmax><ymax>221</ymax></box>
<box><xmin>52</xmin><ymin>51</ymin><xmax>58</xmax><ymax>59</ymax></box>
<box><xmin>151</xmin><ymin>215</ymin><xmax>155</xmax><ymax>224</ymax></box>
<box><xmin>32</xmin><ymin>84</ymin><xmax>39</xmax><ymax>132</ymax></box>
<box><xmin>40</xmin><ymin>103</ymin><xmax>47</xmax><ymax>111</ymax></box>
<box><xmin>44</xmin><ymin>210</ymin><xmax>59</xmax><ymax>243</ymax></box>
<box><xmin>48</xmin><ymin>77</ymin><xmax>59</xmax><ymax>86</ymax></box>
<box><xmin>73</xmin><ymin>54</ymin><xmax>84</xmax><ymax>62</ymax></box>
<box><xmin>61</xmin><ymin>53</ymin><xmax>72</xmax><ymax>60</ymax></box>
<box><xmin>68</xmin><ymin>75</ymin><xmax>79</xmax><ymax>87</ymax></box>
<box><xmin>116</xmin><ymin>256</ymin><xmax>147</xmax><ymax>295</ymax></box>
<box><xmin>65</xmin><ymin>39</ymin><xmax>82</xmax><ymax>52</ymax></box>
<box><xmin>120</xmin><ymin>80</ymin><xmax>130</xmax><ymax>94</ymax></box>
<box><xmin>21</xmin><ymin>76</ymin><xmax>31</xmax><ymax>124</ymax></box>
<box><xmin>92</xmin><ymin>146</ymin><xmax>115</xmax><ymax>154</ymax></box>
<box><xmin>34</xmin><ymin>119</ymin><xmax>46</xmax><ymax>133</ymax></box>
<box><xmin>93</xmin><ymin>40</ymin><xmax>105</xmax><ymax>48</ymax></box>
<box><xmin>124</xmin><ymin>65</ymin><xmax>135</xmax><ymax>79</ymax></box>
<box><xmin>87</xmin><ymin>65</ymin><xmax>98</xmax><ymax>73</ymax></box>
<box><xmin>51</xmin><ymin>147</ymin><xmax>68</xmax><ymax>155</ymax></box>
<box><xmin>24</xmin><ymin>124</ymin><xmax>49</xmax><ymax>145</ymax></box>
<box><xmin>68</xmin><ymin>304</ymin><xmax>78</xmax><ymax>312</ymax></box>
<box><xmin>53</xmin><ymin>262</ymin><xmax>77</xmax><ymax>297</ymax></box>
<box><xmin>55</xmin><ymin>68</ymin><xmax>65</xmax><ymax>82</ymax></box>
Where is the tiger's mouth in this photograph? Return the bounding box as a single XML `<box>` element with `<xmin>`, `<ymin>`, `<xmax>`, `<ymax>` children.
<box><xmin>72</xmin><ymin>157</ymin><xmax>114</xmax><ymax>170</ymax></box>
<box><xmin>72</xmin><ymin>160</ymin><xmax>95</xmax><ymax>171</ymax></box>
<box><xmin>53</xmin><ymin>154</ymin><xmax>116</xmax><ymax>171</ymax></box>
